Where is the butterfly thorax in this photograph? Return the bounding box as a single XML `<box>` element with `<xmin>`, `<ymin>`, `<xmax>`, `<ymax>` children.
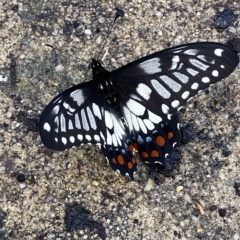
<box><xmin>91</xmin><ymin>59</ymin><xmax>118</xmax><ymax>109</ymax></box>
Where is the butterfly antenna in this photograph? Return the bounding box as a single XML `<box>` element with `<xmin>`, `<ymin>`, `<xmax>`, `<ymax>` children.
<box><xmin>97</xmin><ymin>8</ymin><xmax>124</xmax><ymax>62</ymax></box>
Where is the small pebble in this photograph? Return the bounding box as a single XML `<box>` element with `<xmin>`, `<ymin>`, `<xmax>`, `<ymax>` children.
<box><xmin>55</xmin><ymin>64</ymin><xmax>64</xmax><ymax>72</ymax></box>
<box><xmin>19</xmin><ymin>182</ymin><xmax>26</xmax><ymax>189</ymax></box>
<box><xmin>96</xmin><ymin>35</ymin><xmax>102</xmax><ymax>45</ymax></box>
<box><xmin>176</xmin><ymin>186</ymin><xmax>184</xmax><ymax>192</ymax></box>
<box><xmin>98</xmin><ymin>17</ymin><xmax>105</xmax><ymax>23</ymax></box>
<box><xmin>6</xmin><ymin>112</ymin><xmax>12</xmax><ymax>118</ymax></box>
<box><xmin>92</xmin><ymin>180</ymin><xmax>99</xmax><ymax>186</ymax></box>
<box><xmin>84</xmin><ymin>29</ymin><xmax>92</xmax><ymax>35</ymax></box>
<box><xmin>155</xmin><ymin>11</ymin><xmax>162</xmax><ymax>17</ymax></box>
<box><xmin>234</xmin><ymin>233</ymin><xmax>239</xmax><ymax>240</ymax></box>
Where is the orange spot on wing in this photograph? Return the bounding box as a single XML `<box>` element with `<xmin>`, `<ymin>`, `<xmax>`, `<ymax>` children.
<box><xmin>151</xmin><ymin>150</ymin><xmax>159</xmax><ymax>157</ymax></box>
<box><xmin>128</xmin><ymin>162</ymin><xmax>133</xmax><ymax>169</ymax></box>
<box><xmin>112</xmin><ymin>158</ymin><xmax>117</xmax><ymax>164</ymax></box>
<box><xmin>132</xmin><ymin>157</ymin><xmax>136</xmax><ymax>164</ymax></box>
<box><xmin>141</xmin><ymin>151</ymin><xmax>148</xmax><ymax>158</ymax></box>
<box><xmin>156</xmin><ymin>136</ymin><xmax>165</xmax><ymax>147</ymax></box>
<box><xmin>168</xmin><ymin>132</ymin><xmax>174</xmax><ymax>139</ymax></box>
<box><xmin>129</xmin><ymin>145</ymin><xmax>134</xmax><ymax>152</ymax></box>
<box><xmin>117</xmin><ymin>155</ymin><xmax>124</xmax><ymax>165</ymax></box>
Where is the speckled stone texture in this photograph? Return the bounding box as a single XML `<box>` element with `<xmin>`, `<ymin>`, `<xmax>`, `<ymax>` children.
<box><xmin>0</xmin><ymin>0</ymin><xmax>239</xmax><ymax>239</ymax></box>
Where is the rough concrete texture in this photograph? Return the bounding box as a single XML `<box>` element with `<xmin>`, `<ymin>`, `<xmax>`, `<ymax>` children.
<box><xmin>0</xmin><ymin>0</ymin><xmax>239</xmax><ymax>239</ymax></box>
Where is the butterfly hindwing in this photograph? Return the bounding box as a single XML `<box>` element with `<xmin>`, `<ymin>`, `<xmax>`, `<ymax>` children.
<box><xmin>134</xmin><ymin>114</ymin><xmax>181</xmax><ymax>168</ymax></box>
<box><xmin>101</xmin><ymin>139</ymin><xmax>137</xmax><ymax>179</ymax></box>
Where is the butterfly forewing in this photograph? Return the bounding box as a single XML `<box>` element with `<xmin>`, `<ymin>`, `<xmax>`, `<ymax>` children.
<box><xmin>112</xmin><ymin>42</ymin><xmax>239</xmax><ymax>118</ymax></box>
<box><xmin>40</xmin><ymin>81</ymin><xmax>129</xmax><ymax>150</ymax></box>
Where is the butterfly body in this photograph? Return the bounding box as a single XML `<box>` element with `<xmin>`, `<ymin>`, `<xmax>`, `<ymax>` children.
<box><xmin>39</xmin><ymin>42</ymin><xmax>239</xmax><ymax>179</ymax></box>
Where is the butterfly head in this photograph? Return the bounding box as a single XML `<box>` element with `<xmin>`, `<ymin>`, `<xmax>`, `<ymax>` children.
<box><xmin>89</xmin><ymin>59</ymin><xmax>103</xmax><ymax>73</ymax></box>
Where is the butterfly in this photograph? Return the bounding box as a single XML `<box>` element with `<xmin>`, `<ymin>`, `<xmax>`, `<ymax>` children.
<box><xmin>39</xmin><ymin>42</ymin><xmax>239</xmax><ymax>179</ymax></box>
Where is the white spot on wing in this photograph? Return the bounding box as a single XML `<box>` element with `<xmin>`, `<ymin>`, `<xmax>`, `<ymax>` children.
<box><xmin>54</xmin><ymin>117</ymin><xmax>59</xmax><ymax>133</ymax></box>
<box><xmin>181</xmin><ymin>91</ymin><xmax>190</xmax><ymax>99</ymax></box>
<box><xmin>214</xmin><ymin>48</ymin><xmax>223</xmax><ymax>57</ymax></box>
<box><xmin>189</xmin><ymin>59</ymin><xmax>209</xmax><ymax>71</ymax></box>
<box><xmin>126</xmin><ymin>99</ymin><xmax>146</xmax><ymax>116</ymax></box>
<box><xmin>148</xmin><ymin>110</ymin><xmax>162</xmax><ymax>124</ymax></box>
<box><xmin>63</xmin><ymin>102</ymin><xmax>75</xmax><ymax>113</ymax></box>
<box><xmin>68</xmin><ymin>119</ymin><xmax>73</xmax><ymax>130</ymax></box>
<box><xmin>70</xmin><ymin>89</ymin><xmax>85</xmax><ymax>106</ymax></box>
<box><xmin>105</xmin><ymin>110</ymin><xmax>113</xmax><ymax>129</ymax></box>
<box><xmin>173</xmin><ymin>55</ymin><xmax>180</xmax><ymax>62</ymax></box>
<box><xmin>77</xmin><ymin>134</ymin><xmax>83</xmax><ymax>141</ymax></box>
<box><xmin>136</xmin><ymin>83</ymin><xmax>152</xmax><ymax>100</ymax></box>
<box><xmin>212</xmin><ymin>70</ymin><xmax>219</xmax><ymax>77</ymax></box>
<box><xmin>187</xmin><ymin>68</ymin><xmax>199</xmax><ymax>76</ymax></box>
<box><xmin>202</xmin><ymin>77</ymin><xmax>210</xmax><ymax>83</ymax></box>
<box><xmin>81</xmin><ymin>109</ymin><xmax>89</xmax><ymax>131</ymax></box>
<box><xmin>94</xmin><ymin>135</ymin><xmax>100</xmax><ymax>142</ymax></box>
<box><xmin>191</xmin><ymin>83</ymin><xmax>199</xmax><ymax>90</ymax></box>
<box><xmin>86</xmin><ymin>135</ymin><xmax>91</xmax><ymax>141</ymax></box>
<box><xmin>75</xmin><ymin>114</ymin><xmax>81</xmax><ymax>129</ymax></box>
<box><xmin>143</xmin><ymin>119</ymin><xmax>154</xmax><ymax>130</ymax></box>
<box><xmin>92</xmin><ymin>103</ymin><xmax>102</xmax><ymax>120</ymax></box>
<box><xmin>137</xmin><ymin>117</ymin><xmax>147</xmax><ymax>134</ymax></box>
<box><xmin>172</xmin><ymin>72</ymin><xmax>189</xmax><ymax>84</ymax></box>
<box><xmin>70</xmin><ymin>136</ymin><xmax>75</xmax><ymax>143</ymax></box>
<box><xmin>177</xmin><ymin>63</ymin><xmax>184</xmax><ymax>71</ymax></box>
<box><xmin>52</xmin><ymin>105</ymin><xmax>60</xmax><ymax>115</ymax></box>
<box><xmin>171</xmin><ymin>100</ymin><xmax>180</xmax><ymax>108</ymax></box>
<box><xmin>62</xmin><ymin>137</ymin><xmax>67</xmax><ymax>145</ymax></box>
<box><xmin>123</xmin><ymin>106</ymin><xmax>133</xmax><ymax>132</ymax></box>
<box><xmin>184</xmin><ymin>49</ymin><xmax>198</xmax><ymax>55</ymax></box>
<box><xmin>111</xmin><ymin>115</ymin><xmax>125</xmax><ymax>143</ymax></box>
<box><xmin>43</xmin><ymin>122</ymin><xmax>51</xmax><ymax>132</ymax></box>
<box><xmin>169</xmin><ymin>55</ymin><xmax>180</xmax><ymax>70</ymax></box>
<box><xmin>131</xmin><ymin>113</ymin><xmax>140</xmax><ymax>131</ymax></box>
<box><xmin>151</xmin><ymin>79</ymin><xmax>171</xmax><ymax>99</ymax></box>
<box><xmin>162</xmin><ymin>104</ymin><xmax>169</xmax><ymax>114</ymax></box>
<box><xmin>138</xmin><ymin>57</ymin><xmax>161</xmax><ymax>74</ymax></box>
<box><xmin>87</xmin><ymin>107</ymin><xmax>97</xmax><ymax>130</ymax></box>
<box><xmin>60</xmin><ymin>113</ymin><xmax>66</xmax><ymax>132</ymax></box>
<box><xmin>160</xmin><ymin>75</ymin><xmax>182</xmax><ymax>92</ymax></box>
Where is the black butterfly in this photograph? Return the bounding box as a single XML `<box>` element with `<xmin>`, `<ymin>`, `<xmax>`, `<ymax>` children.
<box><xmin>39</xmin><ymin>42</ymin><xmax>239</xmax><ymax>179</ymax></box>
